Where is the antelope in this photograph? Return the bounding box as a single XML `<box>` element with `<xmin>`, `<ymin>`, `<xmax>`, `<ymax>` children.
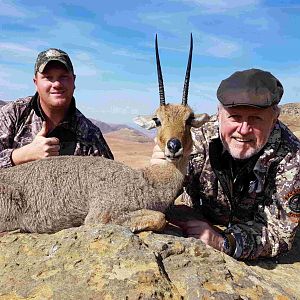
<box><xmin>0</xmin><ymin>34</ymin><xmax>208</xmax><ymax>234</ymax></box>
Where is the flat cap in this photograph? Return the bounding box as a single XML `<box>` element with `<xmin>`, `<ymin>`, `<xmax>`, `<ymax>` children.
<box><xmin>217</xmin><ymin>68</ymin><xmax>283</xmax><ymax>108</ymax></box>
<box><xmin>34</xmin><ymin>48</ymin><xmax>74</xmax><ymax>74</ymax></box>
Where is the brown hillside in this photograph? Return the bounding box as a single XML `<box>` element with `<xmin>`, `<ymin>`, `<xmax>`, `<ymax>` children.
<box><xmin>104</xmin><ymin>130</ymin><xmax>154</xmax><ymax>169</ymax></box>
<box><xmin>279</xmin><ymin>102</ymin><xmax>300</xmax><ymax>138</ymax></box>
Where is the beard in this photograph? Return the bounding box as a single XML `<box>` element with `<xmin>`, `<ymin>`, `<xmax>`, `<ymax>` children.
<box><xmin>220</xmin><ymin>134</ymin><xmax>267</xmax><ymax>160</ymax></box>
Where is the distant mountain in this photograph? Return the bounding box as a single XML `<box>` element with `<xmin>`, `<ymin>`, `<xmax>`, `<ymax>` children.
<box><xmin>280</xmin><ymin>102</ymin><xmax>300</xmax><ymax>115</ymax></box>
<box><xmin>104</xmin><ymin>128</ymin><xmax>152</xmax><ymax>143</ymax></box>
<box><xmin>89</xmin><ymin>118</ymin><xmax>136</xmax><ymax>134</ymax></box>
<box><xmin>0</xmin><ymin>100</ymin><xmax>7</xmax><ymax>106</ymax></box>
<box><xmin>89</xmin><ymin>118</ymin><xmax>116</xmax><ymax>134</ymax></box>
<box><xmin>89</xmin><ymin>118</ymin><xmax>152</xmax><ymax>142</ymax></box>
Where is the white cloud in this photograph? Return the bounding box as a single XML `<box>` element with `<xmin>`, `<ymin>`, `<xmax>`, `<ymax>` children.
<box><xmin>0</xmin><ymin>42</ymin><xmax>37</xmax><ymax>64</ymax></box>
<box><xmin>278</xmin><ymin>73</ymin><xmax>300</xmax><ymax>103</ymax></box>
<box><xmin>0</xmin><ymin>78</ymin><xmax>28</xmax><ymax>92</ymax></box>
<box><xmin>0</xmin><ymin>0</ymin><xmax>26</xmax><ymax>17</ymax></box>
<box><xmin>183</xmin><ymin>0</ymin><xmax>260</xmax><ymax>13</ymax></box>
<box><xmin>71</xmin><ymin>51</ymin><xmax>100</xmax><ymax>77</ymax></box>
<box><xmin>244</xmin><ymin>17</ymin><xmax>270</xmax><ymax>30</ymax></box>
<box><xmin>204</xmin><ymin>35</ymin><xmax>241</xmax><ymax>57</ymax></box>
<box><xmin>75</xmin><ymin>64</ymin><xmax>99</xmax><ymax>77</ymax></box>
<box><xmin>112</xmin><ymin>49</ymin><xmax>149</xmax><ymax>61</ymax></box>
<box><xmin>72</xmin><ymin>51</ymin><xmax>93</xmax><ymax>62</ymax></box>
<box><xmin>46</xmin><ymin>19</ymin><xmax>102</xmax><ymax>49</ymax></box>
<box><xmin>0</xmin><ymin>42</ymin><xmax>33</xmax><ymax>54</ymax></box>
<box><xmin>0</xmin><ymin>69</ymin><xmax>30</xmax><ymax>99</ymax></box>
<box><xmin>138</xmin><ymin>10</ymin><xmax>242</xmax><ymax>58</ymax></box>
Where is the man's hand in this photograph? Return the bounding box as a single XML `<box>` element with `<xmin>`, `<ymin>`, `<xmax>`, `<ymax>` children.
<box><xmin>30</xmin><ymin>122</ymin><xmax>60</xmax><ymax>157</ymax></box>
<box><xmin>150</xmin><ymin>138</ymin><xmax>167</xmax><ymax>165</ymax></box>
<box><xmin>171</xmin><ymin>218</ymin><xmax>224</xmax><ymax>251</ymax></box>
<box><xmin>12</xmin><ymin>122</ymin><xmax>60</xmax><ymax>166</ymax></box>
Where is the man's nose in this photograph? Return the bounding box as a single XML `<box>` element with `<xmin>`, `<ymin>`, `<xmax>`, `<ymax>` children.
<box><xmin>52</xmin><ymin>80</ymin><xmax>63</xmax><ymax>87</ymax></box>
<box><xmin>237</xmin><ymin>121</ymin><xmax>252</xmax><ymax>135</ymax></box>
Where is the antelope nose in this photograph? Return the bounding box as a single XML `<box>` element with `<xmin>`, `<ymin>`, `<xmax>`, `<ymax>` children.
<box><xmin>167</xmin><ymin>139</ymin><xmax>182</xmax><ymax>154</ymax></box>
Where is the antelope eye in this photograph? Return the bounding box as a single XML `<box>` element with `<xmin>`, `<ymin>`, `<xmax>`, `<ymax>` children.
<box><xmin>153</xmin><ymin>118</ymin><xmax>161</xmax><ymax>127</ymax></box>
<box><xmin>186</xmin><ymin>115</ymin><xmax>195</xmax><ymax>125</ymax></box>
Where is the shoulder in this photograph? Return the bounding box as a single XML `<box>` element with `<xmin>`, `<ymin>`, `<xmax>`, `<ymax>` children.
<box><xmin>271</xmin><ymin>123</ymin><xmax>300</xmax><ymax>222</ymax></box>
<box><xmin>272</xmin><ymin>121</ymin><xmax>300</xmax><ymax>177</ymax></box>
<box><xmin>269</xmin><ymin>121</ymin><xmax>300</xmax><ymax>168</ymax></box>
<box><xmin>277</xmin><ymin>120</ymin><xmax>300</xmax><ymax>152</ymax></box>
<box><xmin>73</xmin><ymin>109</ymin><xmax>113</xmax><ymax>159</ymax></box>
<box><xmin>0</xmin><ymin>96</ymin><xmax>32</xmax><ymax>117</ymax></box>
<box><xmin>74</xmin><ymin>109</ymin><xmax>104</xmax><ymax>138</ymax></box>
<box><xmin>191</xmin><ymin>114</ymin><xmax>219</xmax><ymax>143</ymax></box>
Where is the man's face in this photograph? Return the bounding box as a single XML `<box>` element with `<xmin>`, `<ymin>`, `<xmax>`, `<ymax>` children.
<box><xmin>33</xmin><ymin>61</ymin><xmax>75</xmax><ymax>113</ymax></box>
<box><xmin>218</xmin><ymin>105</ymin><xmax>278</xmax><ymax>160</ymax></box>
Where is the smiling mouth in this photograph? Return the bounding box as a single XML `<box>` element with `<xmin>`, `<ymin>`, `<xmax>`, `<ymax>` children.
<box><xmin>233</xmin><ymin>137</ymin><xmax>253</xmax><ymax>143</ymax></box>
<box><xmin>51</xmin><ymin>91</ymin><xmax>65</xmax><ymax>95</ymax></box>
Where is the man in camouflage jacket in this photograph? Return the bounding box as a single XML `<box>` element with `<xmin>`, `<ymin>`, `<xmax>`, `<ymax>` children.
<box><xmin>153</xmin><ymin>68</ymin><xmax>300</xmax><ymax>260</ymax></box>
<box><xmin>0</xmin><ymin>48</ymin><xmax>113</xmax><ymax>168</ymax></box>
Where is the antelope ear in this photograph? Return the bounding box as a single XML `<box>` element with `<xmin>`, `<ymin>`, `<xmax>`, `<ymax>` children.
<box><xmin>133</xmin><ymin>115</ymin><xmax>157</xmax><ymax>130</ymax></box>
<box><xmin>190</xmin><ymin>113</ymin><xmax>210</xmax><ymax>128</ymax></box>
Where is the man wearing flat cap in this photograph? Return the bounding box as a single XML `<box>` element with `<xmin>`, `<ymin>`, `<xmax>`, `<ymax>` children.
<box><xmin>0</xmin><ymin>48</ymin><xmax>113</xmax><ymax>168</ymax></box>
<box><xmin>152</xmin><ymin>68</ymin><xmax>300</xmax><ymax>260</ymax></box>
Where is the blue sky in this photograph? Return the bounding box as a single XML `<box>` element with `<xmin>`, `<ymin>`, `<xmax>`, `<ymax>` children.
<box><xmin>1</xmin><ymin>0</ymin><xmax>300</xmax><ymax>125</ymax></box>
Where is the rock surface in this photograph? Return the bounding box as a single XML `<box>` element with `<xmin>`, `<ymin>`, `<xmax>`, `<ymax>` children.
<box><xmin>1</xmin><ymin>224</ymin><xmax>300</xmax><ymax>299</ymax></box>
<box><xmin>0</xmin><ymin>101</ymin><xmax>299</xmax><ymax>299</ymax></box>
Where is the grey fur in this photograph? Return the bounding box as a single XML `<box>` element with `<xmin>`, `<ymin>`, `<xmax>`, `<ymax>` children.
<box><xmin>0</xmin><ymin>156</ymin><xmax>183</xmax><ymax>233</ymax></box>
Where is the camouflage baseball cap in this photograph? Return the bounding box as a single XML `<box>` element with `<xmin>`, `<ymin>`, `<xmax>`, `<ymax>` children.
<box><xmin>217</xmin><ymin>68</ymin><xmax>284</xmax><ymax>108</ymax></box>
<box><xmin>34</xmin><ymin>48</ymin><xmax>74</xmax><ymax>74</ymax></box>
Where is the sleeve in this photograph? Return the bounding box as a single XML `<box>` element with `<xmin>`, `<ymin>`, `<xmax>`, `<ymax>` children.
<box><xmin>0</xmin><ymin>103</ymin><xmax>18</xmax><ymax>168</ymax></box>
<box><xmin>76</xmin><ymin>116</ymin><xmax>114</xmax><ymax>160</ymax></box>
<box><xmin>226</xmin><ymin>152</ymin><xmax>300</xmax><ymax>260</ymax></box>
<box><xmin>88</xmin><ymin>129</ymin><xmax>114</xmax><ymax>160</ymax></box>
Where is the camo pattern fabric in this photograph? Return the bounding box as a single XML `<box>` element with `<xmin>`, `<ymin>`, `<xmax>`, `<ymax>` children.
<box><xmin>183</xmin><ymin>114</ymin><xmax>300</xmax><ymax>260</ymax></box>
<box><xmin>0</xmin><ymin>95</ymin><xmax>113</xmax><ymax>168</ymax></box>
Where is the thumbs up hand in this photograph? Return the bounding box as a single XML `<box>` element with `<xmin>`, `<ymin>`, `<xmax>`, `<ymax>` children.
<box><xmin>31</xmin><ymin>121</ymin><xmax>60</xmax><ymax>158</ymax></box>
<box><xmin>11</xmin><ymin>121</ymin><xmax>60</xmax><ymax>166</ymax></box>
<box><xmin>36</xmin><ymin>121</ymin><xmax>49</xmax><ymax>138</ymax></box>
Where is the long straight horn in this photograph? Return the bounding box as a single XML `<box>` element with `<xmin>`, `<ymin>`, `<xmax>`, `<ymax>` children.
<box><xmin>155</xmin><ymin>34</ymin><xmax>165</xmax><ymax>106</ymax></box>
<box><xmin>182</xmin><ymin>33</ymin><xmax>193</xmax><ymax>105</ymax></box>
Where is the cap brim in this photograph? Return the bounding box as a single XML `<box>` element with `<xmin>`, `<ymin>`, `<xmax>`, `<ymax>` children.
<box><xmin>221</xmin><ymin>102</ymin><xmax>270</xmax><ymax>108</ymax></box>
<box><xmin>36</xmin><ymin>58</ymin><xmax>71</xmax><ymax>73</ymax></box>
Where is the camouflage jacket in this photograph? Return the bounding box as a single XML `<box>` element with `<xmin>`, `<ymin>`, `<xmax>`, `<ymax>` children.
<box><xmin>0</xmin><ymin>93</ymin><xmax>113</xmax><ymax>168</ymax></box>
<box><xmin>184</xmin><ymin>115</ymin><xmax>300</xmax><ymax>260</ymax></box>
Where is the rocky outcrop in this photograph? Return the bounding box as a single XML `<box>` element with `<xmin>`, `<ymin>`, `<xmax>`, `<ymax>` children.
<box><xmin>279</xmin><ymin>102</ymin><xmax>300</xmax><ymax>138</ymax></box>
<box><xmin>1</xmin><ymin>224</ymin><xmax>299</xmax><ymax>299</ymax></box>
<box><xmin>280</xmin><ymin>102</ymin><xmax>300</xmax><ymax>115</ymax></box>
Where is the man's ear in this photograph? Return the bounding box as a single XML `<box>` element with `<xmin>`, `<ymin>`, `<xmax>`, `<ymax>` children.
<box><xmin>272</xmin><ymin>115</ymin><xmax>278</xmax><ymax>128</ymax></box>
<box><xmin>133</xmin><ymin>115</ymin><xmax>157</xmax><ymax>130</ymax></box>
<box><xmin>33</xmin><ymin>76</ymin><xmax>37</xmax><ymax>90</ymax></box>
<box><xmin>73</xmin><ymin>74</ymin><xmax>76</xmax><ymax>90</ymax></box>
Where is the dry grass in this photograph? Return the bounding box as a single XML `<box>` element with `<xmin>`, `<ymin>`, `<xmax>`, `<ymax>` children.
<box><xmin>104</xmin><ymin>133</ymin><xmax>154</xmax><ymax>169</ymax></box>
